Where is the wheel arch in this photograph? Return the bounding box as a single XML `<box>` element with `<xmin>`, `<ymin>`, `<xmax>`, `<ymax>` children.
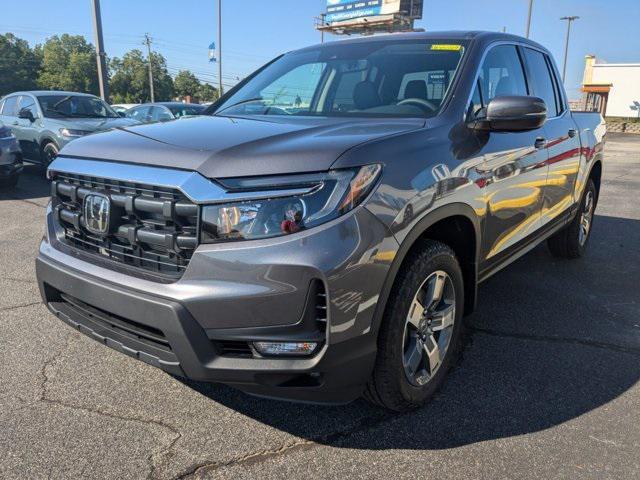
<box><xmin>371</xmin><ymin>203</ymin><xmax>481</xmax><ymax>335</ymax></box>
<box><xmin>588</xmin><ymin>160</ymin><xmax>602</xmax><ymax>201</ymax></box>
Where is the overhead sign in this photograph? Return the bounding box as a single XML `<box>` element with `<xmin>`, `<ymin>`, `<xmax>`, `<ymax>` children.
<box><xmin>325</xmin><ymin>0</ymin><xmax>423</xmax><ymax>24</ymax></box>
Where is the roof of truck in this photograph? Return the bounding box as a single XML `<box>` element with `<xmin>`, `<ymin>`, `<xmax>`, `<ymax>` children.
<box><xmin>298</xmin><ymin>30</ymin><xmax>547</xmax><ymax>53</ymax></box>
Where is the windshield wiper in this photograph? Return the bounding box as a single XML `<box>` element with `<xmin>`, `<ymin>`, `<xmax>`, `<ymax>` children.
<box><xmin>45</xmin><ymin>108</ymin><xmax>91</xmax><ymax>118</ymax></box>
<box><xmin>216</xmin><ymin>97</ymin><xmax>266</xmax><ymax>115</ymax></box>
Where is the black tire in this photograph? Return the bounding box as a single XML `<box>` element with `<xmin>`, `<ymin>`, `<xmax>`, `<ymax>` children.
<box><xmin>364</xmin><ymin>240</ymin><xmax>465</xmax><ymax>412</ymax></box>
<box><xmin>547</xmin><ymin>178</ymin><xmax>597</xmax><ymax>259</ymax></box>
<box><xmin>41</xmin><ymin>141</ymin><xmax>59</xmax><ymax>168</ymax></box>
<box><xmin>0</xmin><ymin>174</ymin><xmax>19</xmax><ymax>188</ymax></box>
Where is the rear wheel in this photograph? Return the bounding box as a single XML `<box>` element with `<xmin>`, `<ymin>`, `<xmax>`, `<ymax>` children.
<box><xmin>547</xmin><ymin>178</ymin><xmax>597</xmax><ymax>258</ymax></box>
<box><xmin>365</xmin><ymin>240</ymin><xmax>464</xmax><ymax>411</ymax></box>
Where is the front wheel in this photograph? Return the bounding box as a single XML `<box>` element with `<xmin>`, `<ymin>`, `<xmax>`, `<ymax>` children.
<box><xmin>41</xmin><ymin>142</ymin><xmax>59</xmax><ymax>167</ymax></box>
<box><xmin>547</xmin><ymin>178</ymin><xmax>597</xmax><ymax>258</ymax></box>
<box><xmin>364</xmin><ymin>240</ymin><xmax>464</xmax><ymax>412</ymax></box>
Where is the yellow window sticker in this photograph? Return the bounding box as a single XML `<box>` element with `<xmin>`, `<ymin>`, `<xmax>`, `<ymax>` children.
<box><xmin>430</xmin><ymin>44</ymin><xmax>462</xmax><ymax>51</ymax></box>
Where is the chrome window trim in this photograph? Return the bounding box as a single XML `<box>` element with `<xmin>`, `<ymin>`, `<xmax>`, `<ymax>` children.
<box><xmin>463</xmin><ymin>40</ymin><xmax>567</xmax><ymax>123</ymax></box>
<box><xmin>48</xmin><ymin>156</ymin><xmax>315</xmax><ymax>205</ymax></box>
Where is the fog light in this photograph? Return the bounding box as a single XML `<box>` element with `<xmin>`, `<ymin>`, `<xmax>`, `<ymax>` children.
<box><xmin>253</xmin><ymin>341</ymin><xmax>318</xmax><ymax>356</ymax></box>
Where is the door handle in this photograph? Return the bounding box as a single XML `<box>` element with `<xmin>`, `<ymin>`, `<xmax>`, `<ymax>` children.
<box><xmin>534</xmin><ymin>137</ymin><xmax>547</xmax><ymax>149</ymax></box>
<box><xmin>568</xmin><ymin>128</ymin><xmax>577</xmax><ymax>138</ymax></box>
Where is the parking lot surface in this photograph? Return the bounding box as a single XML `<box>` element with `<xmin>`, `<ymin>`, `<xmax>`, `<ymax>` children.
<box><xmin>1</xmin><ymin>134</ymin><xmax>638</xmax><ymax>480</ymax></box>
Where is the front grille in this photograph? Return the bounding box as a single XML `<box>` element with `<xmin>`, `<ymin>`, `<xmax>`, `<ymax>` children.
<box><xmin>51</xmin><ymin>173</ymin><xmax>199</xmax><ymax>280</ymax></box>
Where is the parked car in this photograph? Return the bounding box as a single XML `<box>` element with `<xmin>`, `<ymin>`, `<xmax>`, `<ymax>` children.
<box><xmin>0</xmin><ymin>91</ymin><xmax>138</xmax><ymax>166</ymax></box>
<box><xmin>124</xmin><ymin>102</ymin><xmax>207</xmax><ymax>124</ymax></box>
<box><xmin>0</xmin><ymin>120</ymin><xmax>22</xmax><ymax>188</ymax></box>
<box><xmin>111</xmin><ymin>103</ymin><xmax>139</xmax><ymax>115</ymax></box>
<box><xmin>37</xmin><ymin>32</ymin><xmax>605</xmax><ymax>411</ymax></box>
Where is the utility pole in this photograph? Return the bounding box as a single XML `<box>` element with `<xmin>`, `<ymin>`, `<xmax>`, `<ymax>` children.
<box><xmin>91</xmin><ymin>0</ymin><xmax>109</xmax><ymax>100</ymax></box>
<box><xmin>560</xmin><ymin>16</ymin><xmax>579</xmax><ymax>83</ymax></box>
<box><xmin>144</xmin><ymin>33</ymin><xmax>155</xmax><ymax>102</ymax></box>
<box><xmin>321</xmin><ymin>13</ymin><xmax>326</xmax><ymax>43</ymax></box>
<box><xmin>217</xmin><ymin>0</ymin><xmax>223</xmax><ymax>96</ymax></box>
<box><xmin>525</xmin><ymin>0</ymin><xmax>534</xmax><ymax>38</ymax></box>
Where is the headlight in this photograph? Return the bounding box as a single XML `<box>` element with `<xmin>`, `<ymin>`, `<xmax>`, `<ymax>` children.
<box><xmin>60</xmin><ymin>128</ymin><xmax>92</xmax><ymax>137</ymax></box>
<box><xmin>201</xmin><ymin>164</ymin><xmax>381</xmax><ymax>243</ymax></box>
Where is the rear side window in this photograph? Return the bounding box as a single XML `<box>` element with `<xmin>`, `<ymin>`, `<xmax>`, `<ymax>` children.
<box><xmin>523</xmin><ymin>48</ymin><xmax>559</xmax><ymax>117</ymax></box>
<box><xmin>1</xmin><ymin>96</ymin><xmax>19</xmax><ymax>116</ymax></box>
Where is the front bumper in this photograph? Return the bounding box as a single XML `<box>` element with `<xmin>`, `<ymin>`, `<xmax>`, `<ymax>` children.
<box><xmin>37</xmin><ymin>204</ymin><xmax>398</xmax><ymax>403</ymax></box>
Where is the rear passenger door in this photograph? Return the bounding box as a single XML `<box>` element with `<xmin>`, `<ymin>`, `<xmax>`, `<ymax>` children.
<box><xmin>521</xmin><ymin>47</ymin><xmax>581</xmax><ymax>225</ymax></box>
<box><xmin>469</xmin><ymin>45</ymin><xmax>549</xmax><ymax>271</ymax></box>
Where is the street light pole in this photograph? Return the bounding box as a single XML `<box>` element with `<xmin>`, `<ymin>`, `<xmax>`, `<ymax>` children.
<box><xmin>525</xmin><ymin>0</ymin><xmax>534</xmax><ymax>38</ymax></box>
<box><xmin>560</xmin><ymin>16</ymin><xmax>579</xmax><ymax>83</ymax></box>
<box><xmin>91</xmin><ymin>0</ymin><xmax>109</xmax><ymax>101</ymax></box>
<box><xmin>144</xmin><ymin>33</ymin><xmax>155</xmax><ymax>102</ymax></box>
<box><xmin>218</xmin><ymin>0</ymin><xmax>223</xmax><ymax>96</ymax></box>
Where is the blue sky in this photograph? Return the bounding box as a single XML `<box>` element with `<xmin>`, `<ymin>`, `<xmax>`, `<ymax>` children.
<box><xmin>1</xmin><ymin>0</ymin><xmax>638</xmax><ymax>98</ymax></box>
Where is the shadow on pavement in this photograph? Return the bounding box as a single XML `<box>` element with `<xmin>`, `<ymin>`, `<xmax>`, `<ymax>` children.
<box><xmin>182</xmin><ymin>214</ymin><xmax>640</xmax><ymax>450</ymax></box>
<box><xmin>0</xmin><ymin>164</ymin><xmax>50</xmax><ymax>202</ymax></box>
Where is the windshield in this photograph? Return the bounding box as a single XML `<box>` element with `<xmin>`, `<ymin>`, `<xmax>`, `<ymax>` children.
<box><xmin>38</xmin><ymin>95</ymin><xmax>119</xmax><ymax>119</ymax></box>
<box><xmin>215</xmin><ymin>39</ymin><xmax>467</xmax><ymax>118</ymax></box>
<box><xmin>168</xmin><ymin>104</ymin><xmax>206</xmax><ymax>117</ymax></box>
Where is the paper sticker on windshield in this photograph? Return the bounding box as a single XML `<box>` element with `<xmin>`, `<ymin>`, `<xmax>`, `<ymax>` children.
<box><xmin>431</xmin><ymin>44</ymin><xmax>462</xmax><ymax>51</ymax></box>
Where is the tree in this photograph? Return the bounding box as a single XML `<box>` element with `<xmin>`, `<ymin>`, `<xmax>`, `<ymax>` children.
<box><xmin>174</xmin><ymin>70</ymin><xmax>201</xmax><ymax>99</ymax></box>
<box><xmin>110</xmin><ymin>49</ymin><xmax>173</xmax><ymax>103</ymax></box>
<box><xmin>0</xmin><ymin>33</ymin><xmax>41</xmax><ymax>96</ymax></box>
<box><xmin>197</xmin><ymin>82</ymin><xmax>219</xmax><ymax>103</ymax></box>
<box><xmin>36</xmin><ymin>34</ymin><xmax>99</xmax><ymax>94</ymax></box>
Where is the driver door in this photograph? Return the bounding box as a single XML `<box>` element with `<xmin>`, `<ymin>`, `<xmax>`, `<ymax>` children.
<box><xmin>470</xmin><ymin>45</ymin><xmax>549</xmax><ymax>274</ymax></box>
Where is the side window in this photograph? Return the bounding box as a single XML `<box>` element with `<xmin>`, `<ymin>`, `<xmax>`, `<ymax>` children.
<box><xmin>479</xmin><ymin>45</ymin><xmax>528</xmax><ymax>101</ymax></box>
<box><xmin>467</xmin><ymin>80</ymin><xmax>483</xmax><ymax>119</ymax></box>
<box><xmin>127</xmin><ymin>106</ymin><xmax>150</xmax><ymax>122</ymax></box>
<box><xmin>151</xmin><ymin>106</ymin><xmax>173</xmax><ymax>122</ymax></box>
<box><xmin>259</xmin><ymin>63</ymin><xmax>325</xmax><ymax>111</ymax></box>
<box><xmin>523</xmin><ymin>48</ymin><xmax>559</xmax><ymax>117</ymax></box>
<box><xmin>18</xmin><ymin>96</ymin><xmax>38</xmax><ymax>118</ymax></box>
<box><xmin>1</xmin><ymin>96</ymin><xmax>19</xmax><ymax>116</ymax></box>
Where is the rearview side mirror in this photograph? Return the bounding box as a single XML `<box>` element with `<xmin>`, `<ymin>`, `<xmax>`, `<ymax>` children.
<box><xmin>18</xmin><ymin>108</ymin><xmax>36</xmax><ymax>123</ymax></box>
<box><xmin>472</xmin><ymin>96</ymin><xmax>547</xmax><ymax>132</ymax></box>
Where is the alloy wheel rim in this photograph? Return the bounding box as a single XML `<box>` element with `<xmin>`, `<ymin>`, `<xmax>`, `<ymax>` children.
<box><xmin>44</xmin><ymin>144</ymin><xmax>58</xmax><ymax>164</ymax></box>
<box><xmin>402</xmin><ymin>270</ymin><xmax>456</xmax><ymax>387</ymax></box>
<box><xmin>579</xmin><ymin>190</ymin><xmax>594</xmax><ymax>246</ymax></box>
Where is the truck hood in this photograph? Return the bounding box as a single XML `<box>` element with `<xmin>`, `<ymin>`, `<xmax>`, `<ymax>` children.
<box><xmin>60</xmin><ymin>114</ymin><xmax>424</xmax><ymax>178</ymax></box>
<box><xmin>56</xmin><ymin>117</ymin><xmax>139</xmax><ymax>132</ymax></box>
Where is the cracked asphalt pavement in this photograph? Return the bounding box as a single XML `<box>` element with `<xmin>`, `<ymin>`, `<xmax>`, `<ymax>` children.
<box><xmin>1</xmin><ymin>134</ymin><xmax>638</xmax><ymax>479</ymax></box>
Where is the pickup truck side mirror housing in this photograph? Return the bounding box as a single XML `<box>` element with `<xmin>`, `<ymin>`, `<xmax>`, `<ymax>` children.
<box><xmin>472</xmin><ymin>96</ymin><xmax>547</xmax><ymax>132</ymax></box>
<box><xmin>18</xmin><ymin>108</ymin><xmax>36</xmax><ymax>122</ymax></box>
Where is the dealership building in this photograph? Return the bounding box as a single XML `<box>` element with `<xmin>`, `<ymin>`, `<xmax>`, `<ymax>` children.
<box><xmin>580</xmin><ymin>55</ymin><xmax>640</xmax><ymax>118</ymax></box>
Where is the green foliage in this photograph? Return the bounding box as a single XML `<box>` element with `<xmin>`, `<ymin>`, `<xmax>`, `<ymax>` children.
<box><xmin>197</xmin><ymin>82</ymin><xmax>219</xmax><ymax>102</ymax></box>
<box><xmin>110</xmin><ymin>50</ymin><xmax>174</xmax><ymax>103</ymax></box>
<box><xmin>37</xmin><ymin>34</ymin><xmax>99</xmax><ymax>94</ymax></box>
<box><xmin>174</xmin><ymin>70</ymin><xmax>201</xmax><ymax>98</ymax></box>
<box><xmin>0</xmin><ymin>33</ymin><xmax>41</xmax><ymax>96</ymax></box>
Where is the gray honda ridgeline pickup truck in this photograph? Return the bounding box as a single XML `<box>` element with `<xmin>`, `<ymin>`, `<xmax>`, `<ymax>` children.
<box><xmin>37</xmin><ymin>32</ymin><xmax>605</xmax><ymax>411</ymax></box>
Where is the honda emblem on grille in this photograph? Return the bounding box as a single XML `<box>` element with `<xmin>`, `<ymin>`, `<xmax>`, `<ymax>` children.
<box><xmin>83</xmin><ymin>193</ymin><xmax>111</xmax><ymax>235</ymax></box>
